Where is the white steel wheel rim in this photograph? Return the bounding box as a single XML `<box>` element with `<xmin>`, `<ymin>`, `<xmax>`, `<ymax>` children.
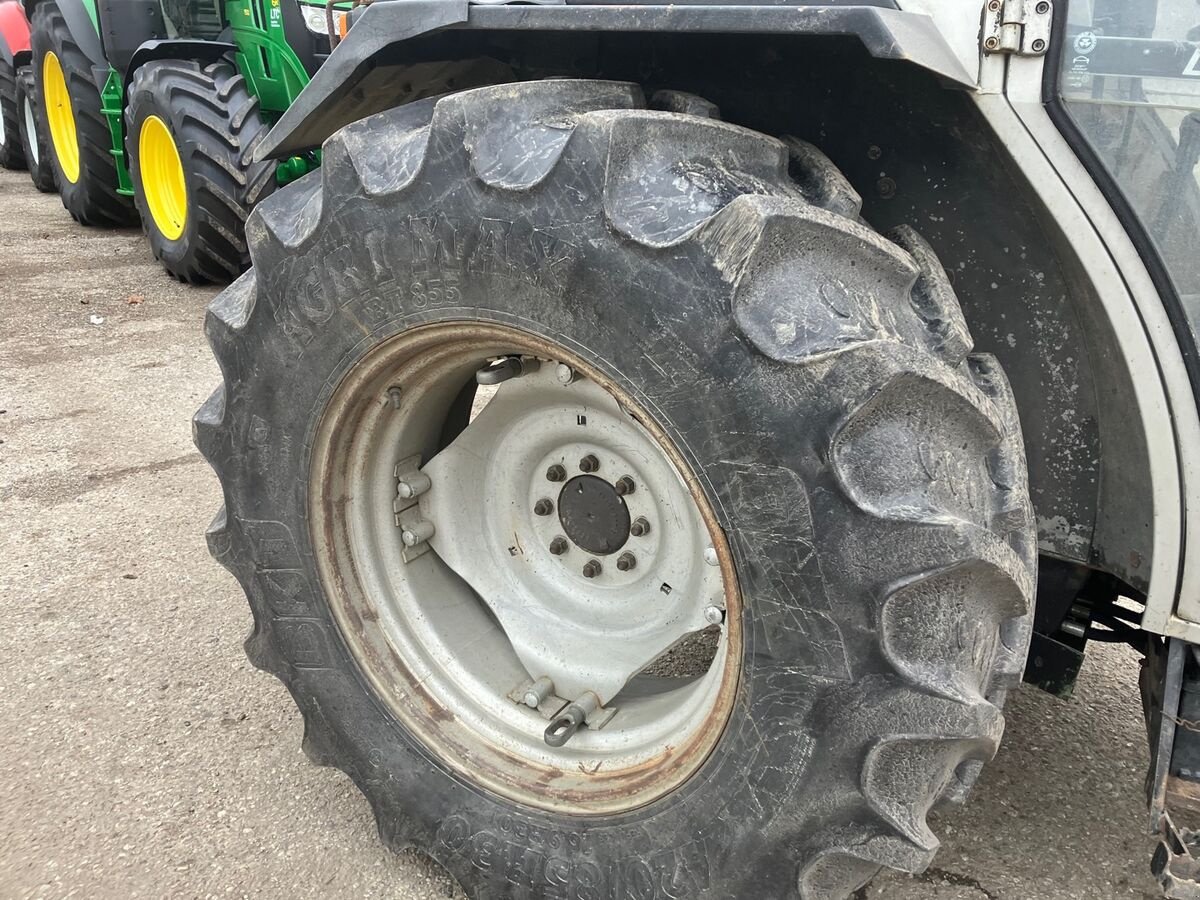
<box><xmin>310</xmin><ymin>322</ymin><xmax>742</xmax><ymax>814</ymax></box>
<box><xmin>22</xmin><ymin>96</ymin><xmax>37</xmax><ymax>165</ymax></box>
<box><xmin>0</xmin><ymin>99</ymin><xmax>7</xmax><ymax>149</ymax></box>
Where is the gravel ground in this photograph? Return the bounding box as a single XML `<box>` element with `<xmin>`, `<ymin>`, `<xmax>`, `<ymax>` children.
<box><xmin>0</xmin><ymin>167</ymin><xmax>1163</xmax><ymax>899</ymax></box>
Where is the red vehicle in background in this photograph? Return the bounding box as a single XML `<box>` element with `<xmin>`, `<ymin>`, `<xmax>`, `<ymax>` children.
<box><xmin>1</xmin><ymin>0</ymin><xmax>56</xmax><ymax>190</ymax></box>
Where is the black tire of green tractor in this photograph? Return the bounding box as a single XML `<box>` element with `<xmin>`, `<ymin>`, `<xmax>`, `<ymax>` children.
<box><xmin>127</xmin><ymin>60</ymin><xmax>275</xmax><ymax>283</ymax></box>
<box><xmin>16</xmin><ymin>66</ymin><xmax>58</xmax><ymax>192</ymax></box>
<box><xmin>195</xmin><ymin>81</ymin><xmax>1037</xmax><ymax>899</ymax></box>
<box><xmin>0</xmin><ymin>54</ymin><xmax>25</xmax><ymax>169</ymax></box>
<box><xmin>30</xmin><ymin>0</ymin><xmax>134</xmax><ymax>225</ymax></box>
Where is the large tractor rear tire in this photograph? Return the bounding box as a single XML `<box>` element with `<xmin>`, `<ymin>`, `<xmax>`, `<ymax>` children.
<box><xmin>196</xmin><ymin>81</ymin><xmax>1037</xmax><ymax>899</ymax></box>
<box><xmin>127</xmin><ymin>60</ymin><xmax>274</xmax><ymax>283</ymax></box>
<box><xmin>30</xmin><ymin>0</ymin><xmax>134</xmax><ymax>225</ymax></box>
<box><xmin>0</xmin><ymin>52</ymin><xmax>24</xmax><ymax>169</ymax></box>
<box><xmin>16</xmin><ymin>65</ymin><xmax>56</xmax><ymax>192</ymax></box>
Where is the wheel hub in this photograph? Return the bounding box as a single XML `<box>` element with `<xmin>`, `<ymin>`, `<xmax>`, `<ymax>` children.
<box><xmin>557</xmin><ymin>474</ymin><xmax>630</xmax><ymax>555</ymax></box>
<box><xmin>418</xmin><ymin>362</ymin><xmax>725</xmax><ymax>705</ymax></box>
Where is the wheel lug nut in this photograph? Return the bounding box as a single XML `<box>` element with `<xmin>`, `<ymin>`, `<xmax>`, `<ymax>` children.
<box><xmin>582</xmin><ymin>559</ymin><xmax>602</xmax><ymax>578</ymax></box>
<box><xmin>579</xmin><ymin>454</ymin><xmax>600</xmax><ymax>473</ymax></box>
<box><xmin>614</xmin><ymin>476</ymin><xmax>635</xmax><ymax>496</ymax></box>
<box><xmin>703</xmin><ymin>546</ymin><xmax>720</xmax><ymax>566</ymax></box>
<box><xmin>630</xmin><ymin>517</ymin><xmax>651</xmax><ymax>537</ymax></box>
<box><xmin>616</xmin><ymin>552</ymin><xmax>636</xmax><ymax>572</ymax></box>
<box><xmin>534</xmin><ymin>498</ymin><xmax>554</xmax><ymax>516</ymax></box>
<box><xmin>555</xmin><ymin>363</ymin><xmax>576</xmax><ymax>385</ymax></box>
<box><xmin>546</xmin><ymin>464</ymin><xmax>567</xmax><ymax>482</ymax></box>
<box><xmin>704</xmin><ymin>605</ymin><xmax>726</xmax><ymax>626</ymax></box>
<box><xmin>549</xmin><ymin>536</ymin><xmax>569</xmax><ymax>556</ymax></box>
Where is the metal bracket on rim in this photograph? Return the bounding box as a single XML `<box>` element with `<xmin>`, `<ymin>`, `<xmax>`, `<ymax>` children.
<box><xmin>476</xmin><ymin>355</ymin><xmax>541</xmax><ymax>385</ymax></box>
<box><xmin>508</xmin><ymin>677</ymin><xmax>570</xmax><ymax>719</ymax></box>
<box><xmin>542</xmin><ymin>691</ymin><xmax>618</xmax><ymax>747</ymax></box>
<box><xmin>508</xmin><ymin>679</ymin><xmax>618</xmax><ymax>745</ymax></box>
<box><xmin>394</xmin><ymin>454</ymin><xmax>434</xmax><ymax>562</ymax></box>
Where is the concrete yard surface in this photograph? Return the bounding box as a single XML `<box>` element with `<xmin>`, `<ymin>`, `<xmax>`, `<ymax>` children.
<box><xmin>0</xmin><ymin>168</ymin><xmax>1163</xmax><ymax>899</ymax></box>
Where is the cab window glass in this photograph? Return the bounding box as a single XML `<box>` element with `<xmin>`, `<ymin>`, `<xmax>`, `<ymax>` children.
<box><xmin>1060</xmin><ymin>0</ymin><xmax>1200</xmax><ymax>306</ymax></box>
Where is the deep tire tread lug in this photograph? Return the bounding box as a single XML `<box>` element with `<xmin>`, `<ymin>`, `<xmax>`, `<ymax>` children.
<box><xmin>781</xmin><ymin>135</ymin><xmax>863</xmax><ymax>220</ymax></box>
<box><xmin>441</xmin><ymin>79</ymin><xmax>643</xmax><ymax>190</ymax></box>
<box><xmin>648</xmin><ymin>88</ymin><xmax>721</xmax><ymax>119</ymax></box>
<box><xmin>192</xmin><ymin>383</ymin><xmax>227</xmax><ymax>464</ymax></box>
<box><xmin>888</xmin><ymin>225</ymin><xmax>974</xmax><ymax>365</ymax></box>
<box><xmin>595</xmin><ymin>108</ymin><xmax>793</xmax><ymax>246</ymax></box>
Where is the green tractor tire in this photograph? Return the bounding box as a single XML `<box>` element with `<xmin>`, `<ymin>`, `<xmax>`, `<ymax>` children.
<box><xmin>30</xmin><ymin>0</ymin><xmax>133</xmax><ymax>225</ymax></box>
<box><xmin>126</xmin><ymin>59</ymin><xmax>275</xmax><ymax>282</ymax></box>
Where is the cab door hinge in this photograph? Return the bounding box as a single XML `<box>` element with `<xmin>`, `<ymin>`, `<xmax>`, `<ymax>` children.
<box><xmin>982</xmin><ymin>0</ymin><xmax>1053</xmax><ymax>56</ymax></box>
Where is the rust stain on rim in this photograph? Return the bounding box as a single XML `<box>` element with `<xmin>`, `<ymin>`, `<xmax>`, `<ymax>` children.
<box><xmin>310</xmin><ymin>321</ymin><xmax>743</xmax><ymax>816</ymax></box>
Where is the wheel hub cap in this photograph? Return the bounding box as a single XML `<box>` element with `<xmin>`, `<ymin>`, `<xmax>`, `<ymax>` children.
<box><xmin>557</xmin><ymin>475</ymin><xmax>630</xmax><ymax>554</ymax></box>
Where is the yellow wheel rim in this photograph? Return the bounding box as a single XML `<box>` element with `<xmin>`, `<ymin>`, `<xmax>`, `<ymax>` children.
<box><xmin>42</xmin><ymin>51</ymin><xmax>79</xmax><ymax>184</ymax></box>
<box><xmin>138</xmin><ymin>115</ymin><xmax>187</xmax><ymax>241</ymax></box>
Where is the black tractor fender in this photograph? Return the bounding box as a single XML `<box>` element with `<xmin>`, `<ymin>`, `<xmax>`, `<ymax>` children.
<box><xmin>0</xmin><ymin>40</ymin><xmax>33</xmax><ymax>70</ymax></box>
<box><xmin>255</xmin><ymin>0</ymin><xmax>976</xmax><ymax>160</ymax></box>
<box><xmin>121</xmin><ymin>39</ymin><xmax>236</xmax><ymax>112</ymax></box>
<box><xmin>0</xmin><ymin>0</ymin><xmax>31</xmax><ymax>69</ymax></box>
<box><xmin>24</xmin><ymin>0</ymin><xmax>105</xmax><ymax>82</ymax></box>
<box><xmin>5</xmin><ymin>46</ymin><xmax>32</xmax><ymax>68</ymax></box>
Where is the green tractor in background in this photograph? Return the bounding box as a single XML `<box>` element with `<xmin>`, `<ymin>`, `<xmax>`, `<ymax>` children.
<box><xmin>27</xmin><ymin>0</ymin><xmax>335</xmax><ymax>281</ymax></box>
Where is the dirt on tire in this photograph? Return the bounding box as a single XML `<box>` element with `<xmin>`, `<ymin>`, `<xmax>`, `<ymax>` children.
<box><xmin>196</xmin><ymin>80</ymin><xmax>1037</xmax><ymax>899</ymax></box>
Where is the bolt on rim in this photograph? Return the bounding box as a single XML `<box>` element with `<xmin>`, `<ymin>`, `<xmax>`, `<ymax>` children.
<box><xmin>309</xmin><ymin>322</ymin><xmax>742</xmax><ymax>814</ymax></box>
